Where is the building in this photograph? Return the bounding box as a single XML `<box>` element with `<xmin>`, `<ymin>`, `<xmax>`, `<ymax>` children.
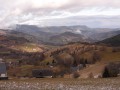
<box><xmin>0</xmin><ymin>62</ymin><xmax>8</xmax><ymax>80</ymax></box>
<box><xmin>0</xmin><ymin>58</ymin><xmax>4</xmax><ymax>62</ymax></box>
<box><xmin>32</xmin><ymin>69</ymin><xmax>53</xmax><ymax>78</ymax></box>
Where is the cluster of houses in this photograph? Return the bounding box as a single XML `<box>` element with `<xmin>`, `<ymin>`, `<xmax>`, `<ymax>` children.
<box><xmin>32</xmin><ymin>64</ymin><xmax>85</xmax><ymax>78</ymax></box>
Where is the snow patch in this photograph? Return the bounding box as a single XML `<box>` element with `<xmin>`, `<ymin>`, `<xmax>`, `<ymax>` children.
<box><xmin>75</xmin><ymin>29</ymin><xmax>82</xmax><ymax>34</ymax></box>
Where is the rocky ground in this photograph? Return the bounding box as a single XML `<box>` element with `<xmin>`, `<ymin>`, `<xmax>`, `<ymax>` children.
<box><xmin>0</xmin><ymin>77</ymin><xmax>120</xmax><ymax>90</ymax></box>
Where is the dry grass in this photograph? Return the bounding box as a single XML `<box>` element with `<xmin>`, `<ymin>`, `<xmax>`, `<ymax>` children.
<box><xmin>13</xmin><ymin>43</ymin><xmax>43</xmax><ymax>52</ymax></box>
<box><xmin>101</xmin><ymin>51</ymin><xmax>120</xmax><ymax>62</ymax></box>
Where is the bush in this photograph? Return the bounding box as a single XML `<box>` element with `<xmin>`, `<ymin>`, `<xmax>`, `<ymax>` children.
<box><xmin>72</xmin><ymin>72</ymin><xmax>80</xmax><ymax>78</ymax></box>
<box><xmin>52</xmin><ymin>66</ymin><xmax>68</xmax><ymax>78</ymax></box>
<box><xmin>112</xmin><ymin>47</ymin><xmax>120</xmax><ymax>52</ymax></box>
<box><xmin>99</xmin><ymin>46</ymin><xmax>106</xmax><ymax>51</ymax></box>
<box><xmin>103</xmin><ymin>63</ymin><xmax>119</xmax><ymax>78</ymax></box>
<box><xmin>107</xmin><ymin>63</ymin><xmax>119</xmax><ymax>77</ymax></box>
<box><xmin>88</xmin><ymin>72</ymin><xmax>94</xmax><ymax>78</ymax></box>
<box><xmin>92</xmin><ymin>51</ymin><xmax>101</xmax><ymax>63</ymax></box>
<box><xmin>102</xmin><ymin>67</ymin><xmax>110</xmax><ymax>78</ymax></box>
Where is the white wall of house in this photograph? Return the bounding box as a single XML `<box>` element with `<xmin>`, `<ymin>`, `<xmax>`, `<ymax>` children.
<box><xmin>0</xmin><ymin>73</ymin><xmax>7</xmax><ymax>77</ymax></box>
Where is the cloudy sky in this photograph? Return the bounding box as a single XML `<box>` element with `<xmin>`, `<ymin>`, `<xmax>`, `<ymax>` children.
<box><xmin>0</xmin><ymin>0</ymin><xmax>120</xmax><ymax>28</ymax></box>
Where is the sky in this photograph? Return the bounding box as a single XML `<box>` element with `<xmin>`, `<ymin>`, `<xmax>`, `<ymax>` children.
<box><xmin>0</xmin><ymin>0</ymin><xmax>120</xmax><ymax>28</ymax></box>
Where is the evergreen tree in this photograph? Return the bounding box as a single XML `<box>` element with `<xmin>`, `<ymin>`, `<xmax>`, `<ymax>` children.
<box><xmin>103</xmin><ymin>67</ymin><xmax>110</xmax><ymax>78</ymax></box>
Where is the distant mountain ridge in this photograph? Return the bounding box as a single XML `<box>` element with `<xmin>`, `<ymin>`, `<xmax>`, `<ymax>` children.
<box><xmin>14</xmin><ymin>25</ymin><xmax>91</xmax><ymax>45</ymax></box>
<box><xmin>7</xmin><ymin>25</ymin><xmax>120</xmax><ymax>45</ymax></box>
<box><xmin>91</xmin><ymin>30</ymin><xmax>120</xmax><ymax>41</ymax></box>
<box><xmin>48</xmin><ymin>32</ymin><xmax>86</xmax><ymax>45</ymax></box>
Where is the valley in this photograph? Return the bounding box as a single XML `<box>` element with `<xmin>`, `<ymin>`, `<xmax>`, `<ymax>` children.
<box><xmin>0</xmin><ymin>27</ymin><xmax>120</xmax><ymax>79</ymax></box>
<box><xmin>1</xmin><ymin>0</ymin><xmax>120</xmax><ymax>89</ymax></box>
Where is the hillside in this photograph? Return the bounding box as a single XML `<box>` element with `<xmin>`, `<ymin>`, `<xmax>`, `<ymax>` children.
<box><xmin>42</xmin><ymin>43</ymin><xmax>120</xmax><ymax>78</ymax></box>
<box><xmin>0</xmin><ymin>34</ymin><xmax>44</xmax><ymax>52</ymax></box>
<box><xmin>0</xmin><ymin>33</ymin><xmax>119</xmax><ymax>78</ymax></box>
<box><xmin>0</xmin><ymin>29</ymin><xmax>120</xmax><ymax>78</ymax></box>
<box><xmin>0</xmin><ymin>31</ymin><xmax>45</xmax><ymax>70</ymax></box>
<box><xmin>48</xmin><ymin>32</ymin><xmax>87</xmax><ymax>45</ymax></box>
<box><xmin>8</xmin><ymin>31</ymin><xmax>43</xmax><ymax>44</ymax></box>
<box><xmin>99</xmin><ymin>34</ymin><xmax>120</xmax><ymax>46</ymax></box>
<box><xmin>91</xmin><ymin>30</ymin><xmax>120</xmax><ymax>41</ymax></box>
<box><xmin>44</xmin><ymin>43</ymin><xmax>120</xmax><ymax>63</ymax></box>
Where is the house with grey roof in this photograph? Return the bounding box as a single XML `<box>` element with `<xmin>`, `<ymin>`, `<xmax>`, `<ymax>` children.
<box><xmin>0</xmin><ymin>62</ymin><xmax>8</xmax><ymax>80</ymax></box>
<box><xmin>32</xmin><ymin>69</ymin><xmax>53</xmax><ymax>78</ymax></box>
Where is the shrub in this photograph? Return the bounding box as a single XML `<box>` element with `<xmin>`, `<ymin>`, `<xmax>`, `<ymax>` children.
<box><xmin>102</xmin><ymin>67</ymin><xmax>110</xmax><ymax>78</ymax></box>
<box><xmin>52</xmin><ymin>66</ymin><xmax>68</xmax><ymax>78</ymax></box>
<box><xmin>88</xmin><ymin>72</ymin><xmax>94</xmax><ymax>78</ymax></box>
<box><xmin>99</xmin><ymin>46</ymin><xmax>106</xmax><ymax>51</ymax></box>
<box><xmin>92</xmin><ymin>51</ymin><xmax>101</xmax><ymax>63</ymax></box>
<box><xmin>107</xmin><ymin>63</ymin><xmax>119</xmax><ymax>77</ymax></box>
<box><xmin>72</xmin><ymin>72</ymin><xmax>80</xmax><ymax>78</ymax></box>
<box><xmin>112</xmin><ymin>47</ymin><xmax>120</xmax><ymax>52</ymax></box>
<box><xmin>103</xmin><ymin>63</ymin><xmax>119</xmax><ymax>78</ymax></box>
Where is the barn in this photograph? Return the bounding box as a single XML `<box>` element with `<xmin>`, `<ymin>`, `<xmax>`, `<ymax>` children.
<box><xmin>32</xmin><ymin>69</ymin><xmax>53</xmax><ymax>78</ymax></box>
<box><xmin>0</xmin><ymin>62</ymin><xmax>8</xmax><ymax>80</ymax></box>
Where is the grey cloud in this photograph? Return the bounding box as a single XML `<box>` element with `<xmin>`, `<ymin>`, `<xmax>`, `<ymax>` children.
<box><xmin>0</xmin><ymin>0</ymin><xmax>120</xmax><ymax>28</ymax></box>
<box><xmin>37</xmin><ymin>15</ymin><xmax>120</xmax><ymax>28</ymax></box>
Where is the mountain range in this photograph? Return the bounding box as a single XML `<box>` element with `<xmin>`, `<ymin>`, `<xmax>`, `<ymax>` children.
<box><xmin>1</xmin><ymin>25</ymin><xmax>120</xmax><ymax>45</ymax></box>
<box><xmin>0</xmin><ymin>25</ymin><xmax>120</xmax><ymax>78</ymax></box>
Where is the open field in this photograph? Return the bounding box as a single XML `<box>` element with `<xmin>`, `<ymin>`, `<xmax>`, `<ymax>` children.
<box><xmin>0</xmin><ymin>78</ymin><xmax>120</xmax><ymax>90</ymax></box>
